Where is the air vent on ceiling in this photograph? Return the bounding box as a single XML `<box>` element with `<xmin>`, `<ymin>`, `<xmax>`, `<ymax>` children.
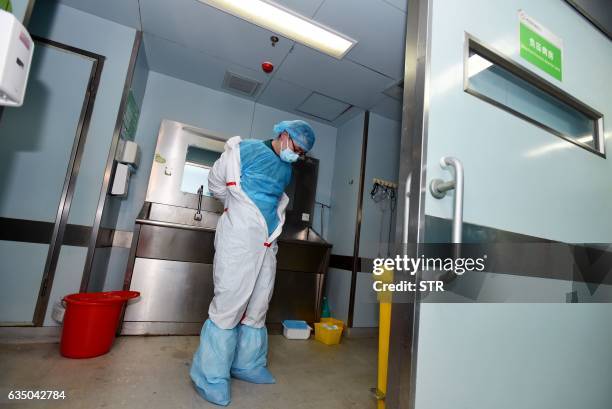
<box><xmin>222</xmin><ymin>71</ymin><xmax>261</xmax><ymax>97</ymax></box>
<box><xmin>383</xmin><ymin>80</ymin><xmax>404</xmax><ymax>101</ymax></box>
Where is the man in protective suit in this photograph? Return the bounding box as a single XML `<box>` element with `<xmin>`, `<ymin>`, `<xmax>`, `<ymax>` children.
<box><xmin>190</xmin><ymin>120</ymin><xmax>316</xmax><ymax>406</ymax></box>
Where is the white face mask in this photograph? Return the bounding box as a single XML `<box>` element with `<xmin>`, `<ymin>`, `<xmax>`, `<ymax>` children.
<box><xmin>280</xmin><ymin>138</ymin><xmax>299</xmax><ymax>163</ymax></box>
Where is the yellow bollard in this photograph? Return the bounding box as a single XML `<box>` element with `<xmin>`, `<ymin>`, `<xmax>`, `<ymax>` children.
<box><xmin>374</xmin><ymin>267</ymin><xmax>393</xmax><ymax>409</ymax></box>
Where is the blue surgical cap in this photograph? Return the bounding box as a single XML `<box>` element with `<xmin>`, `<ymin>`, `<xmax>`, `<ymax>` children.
<box><xmin>273</xmin><ymin>120</ymin><xmax>316</xmax><ymax>152</ymax></box>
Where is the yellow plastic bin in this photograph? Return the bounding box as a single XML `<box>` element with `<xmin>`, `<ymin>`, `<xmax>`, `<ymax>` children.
<box><xmin>320</xmin><ymin>317</ymin><xmax>345</xmax><ymax>329</ymax></box>
<box><xmin>314</xmin><ymin>318</ymin><xmax>344</xmax><ymax>345</ymax></box>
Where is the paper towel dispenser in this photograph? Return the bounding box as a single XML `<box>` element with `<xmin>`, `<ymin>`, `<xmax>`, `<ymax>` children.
<box><xmin>0</xmin><ymin>10</ymin><xmax>34</xmax><ymax>107</ymax></box>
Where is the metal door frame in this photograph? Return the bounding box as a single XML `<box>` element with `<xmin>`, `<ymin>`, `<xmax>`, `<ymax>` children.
<box><xmin>24</xmin><ymin>37</ymin><xmax>105</xmax><ymax>326</ymax></box>
<box><xmin>80</xmin><ymin>32</ymin><xmax>142</xmax><ymax>292</ymax></box>
<box><xmin>387</xmin><ymin>0</ymin><xmax>432</xmax><ymax>408</ymax></box>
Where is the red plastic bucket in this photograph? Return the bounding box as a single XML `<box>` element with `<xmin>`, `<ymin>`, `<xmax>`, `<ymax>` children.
<box><xmin>60</xmin><ymin>291</ymin><xmax>140</xmax><ymax>359</ymax></box>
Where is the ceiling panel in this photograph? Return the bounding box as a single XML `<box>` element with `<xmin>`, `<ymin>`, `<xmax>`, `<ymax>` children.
<box><xmin>274</xmin><ymin>44</ymin><xmax>394</xmax><ymax>109</ymax></box>
<box><xmin>313</xmin><ymin>0</ymin><xmax>406</xmax><ymax>80</ymax></box>
<box><xmin>257</xmin><ymin>77</ymin><xmax>312</xmax><ymax>113</ymax></box>
<box><xmin>272</xmin><ymin>0</ymin><xmax>326</xmax><ymax>17</ymax></box>
<box><xmin>256</xmin><ymin>78</ymin><xmax>342</xmax><ymax>124</ymax></box>
<box><xmin>145</xmin><ymin>34</ymin><xmax>270</xmax><ymax>99</ymax></box>
<box><xmin>296</xmin><ymin>92</ymin><xmax>351</xmax><ymax>121</ymax></box>
<box><xmin>382</xmin><ymin>0</ymin><xmax>408</xmax><ymax>13</ymax></box>
<box><xmin>140</xmin><ymin>0</ymin><xmax>294</xmax><ymax>74</ymax></box>
<box><xmin>55</xmin><ymin>0</ymin><xmax>141</xmax><ymax>29</ymax></box>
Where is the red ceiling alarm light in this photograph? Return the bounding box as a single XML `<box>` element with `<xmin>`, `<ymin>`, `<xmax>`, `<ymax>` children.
<box><xmin>261</xmin><ymin>61</ymin><xmax>274</xmax><ymax>73</ymax></box>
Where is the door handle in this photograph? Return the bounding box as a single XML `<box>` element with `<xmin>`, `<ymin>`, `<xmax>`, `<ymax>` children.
<box><xmin>429</xmin><ymin>157</ymin><xmax>464</xmax><ymax>244</ymax></box>
<box><xmin>402</xmin><ymin>172</ymin><xmax>412</xmax><ymax>245</ymax></box>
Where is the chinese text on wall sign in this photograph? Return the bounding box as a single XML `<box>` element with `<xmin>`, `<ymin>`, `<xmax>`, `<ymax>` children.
<box><xmin>519</xmin><ymin>10</ymin><xmax>563</xmax><ymax>81</ymax></box>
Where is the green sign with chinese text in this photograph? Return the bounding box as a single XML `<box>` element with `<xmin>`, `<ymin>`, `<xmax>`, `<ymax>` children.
<box><xmin>519</xmin><ymin>11</ymin><xmax>563</xmax><ymax>81</ymax></box>
<box><xmin>0</xmin><ymin>0</ymin><xmax>13</xmax><ymax>12</ymax></box>
<box><xmin>121</xmin><ymin>91</ymin><xmax>140</xmax><ymax>141</ymax></box>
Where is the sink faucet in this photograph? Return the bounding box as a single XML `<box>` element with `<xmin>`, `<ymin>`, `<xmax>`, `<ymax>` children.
<box><xmin>194</xmin><ymin>185</ymin><xmax>203</xmax><ymax>221</ymax></box>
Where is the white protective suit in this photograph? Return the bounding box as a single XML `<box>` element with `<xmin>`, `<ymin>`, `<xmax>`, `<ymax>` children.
<box><xmin>207</xmin><ymin>136</ymin><xmax>289</xmax><ymax>329</ymax></box>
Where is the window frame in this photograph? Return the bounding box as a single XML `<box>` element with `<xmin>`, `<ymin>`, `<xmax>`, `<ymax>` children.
<box><xmin>181</xmin><ymin>162</ymin><xmax>213</xmax><ymax>196</ymax></box>
<box><xmin>463</xmin><ymin>33</ymin><xmax>605</xmax><ymax>158</ymax></box>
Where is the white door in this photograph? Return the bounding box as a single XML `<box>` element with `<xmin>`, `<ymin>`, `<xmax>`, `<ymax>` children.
<box><xmin>391</xmin><ymin>1</ymin><xmax>612</xmax><ymax>408</ymax></box>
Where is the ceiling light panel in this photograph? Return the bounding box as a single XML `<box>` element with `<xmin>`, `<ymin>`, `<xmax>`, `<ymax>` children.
<box><xmin>197</xmin><ymin>0</ymin><xmax>357</xmax><ymax>59</ymax></box>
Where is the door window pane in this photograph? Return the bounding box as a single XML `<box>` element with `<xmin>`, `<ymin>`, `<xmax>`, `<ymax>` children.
<box><xmin>465</xmin><ymin>37</ymin><xmax>604</xmax><ymax>156</ymax></box>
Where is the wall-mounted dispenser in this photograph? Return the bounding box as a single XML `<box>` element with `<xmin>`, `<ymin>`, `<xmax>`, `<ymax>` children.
<box><xmin>111</xmin><ymin>163</ymin><xmax>131</xmax><ymax>197</ymax></box>
<box><xmin>0</xmin><ymin>10</ymin><xmax>34</xmax><ymax>107</ymax></box>
<box><xmin>115</xmin><ymin>139</ymin><xmax>140</xmax><ymax>168</ymax></box>
<box><xmin>111</xmin><ymin>140</ymin><xmax>140</xmax><ymax>197</ymax></box>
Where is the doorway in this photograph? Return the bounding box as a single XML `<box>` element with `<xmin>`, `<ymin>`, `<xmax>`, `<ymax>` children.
<box><xmin>0</xmin><ymin>38</ymin><xmax>103</xmax><ymax>326</ymax></box>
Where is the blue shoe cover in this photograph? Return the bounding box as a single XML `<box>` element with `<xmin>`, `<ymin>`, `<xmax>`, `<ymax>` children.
<box><xmin>231</xmin><ymin>365</ymin><xmax>276</xmax><ymax>384</ymax></box>
<box><xmin>190</xmin><ymin>319</ymin><xmax>238</xmax><ymax>406</ymax></box>
<box><xmin>231</xmin><ymin>324</ymin><xmax>276</xmax><ymax>384</ymax></box>
<box><xmin>193</xmin><ymin>382</ymin><xmax>231</xmax><ymax>407</ymax></box>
